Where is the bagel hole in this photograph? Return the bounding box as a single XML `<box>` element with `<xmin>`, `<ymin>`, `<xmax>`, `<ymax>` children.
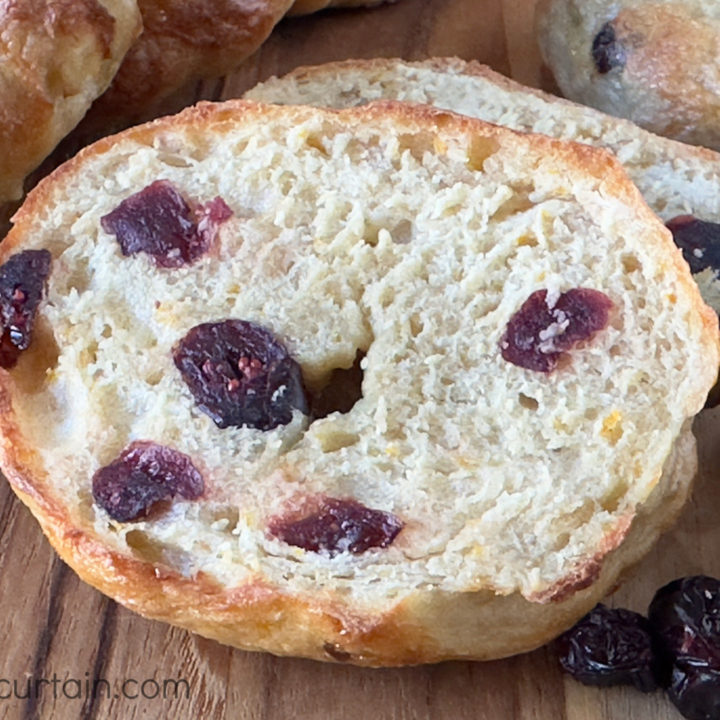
<box><xmin>310</xmin><ymin>350</ymin><xmax>365</xmax><ymax>420</ymax></box>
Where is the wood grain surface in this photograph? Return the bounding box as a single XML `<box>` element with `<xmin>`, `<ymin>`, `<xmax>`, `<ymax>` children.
<box><xmin>0</xmin><ymin>0</ymin><xmax>717</xmax><ymax>718</ymax></box>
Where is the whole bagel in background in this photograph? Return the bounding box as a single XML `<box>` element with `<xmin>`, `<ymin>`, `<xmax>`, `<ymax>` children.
<box><xmin>0</xmin><ymin>0</ymin><xmax>142</xmax><ymax>204</ymax></box>
<box><xmin>84</xmin><ymin>0</ymin><xmax>398</xmax><ymax>134</ymax></box>
<box><xmin>536</xmin><ymin>0</ymin><xmax>720</xmax><ymax>151</ymax></box>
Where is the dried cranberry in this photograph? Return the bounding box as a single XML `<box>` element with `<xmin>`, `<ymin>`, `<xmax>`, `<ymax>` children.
<box><xmin>173</xmin><ymin>320</ymin><xmax>308</xmax><ymax>430</ymax></box>
<box><xmin>500</xmin><ymin>288</ymin><xmax>612</xmax><ymax>372</ymax></box>
<box><xmin>269</xmin><ymin>497</ymin><xmax>403</xmax><ymax>555</ymax></box>
<box><xmin>666</xmin><ymin>216</ymin><xmax>720</xmax><ymax>276</ymax></box>
<box><xmin>92</xmin><ymin>441</ymin><xmax>204</xmax><ymax>522</ymax></box>
<box><xmin>0</xmin><ymin>249</ymin><xmax>52</xmax><ymax>369</ymax></box>
<box><xmin>557</xmin><ymin>604</ymin><xmax>658</xmax><ymax>692</ymax></box>
<box><xmin>100</xmin><ymin>180</ymin><xmax>232</xmax><ymax>267</ymax></box>
<box><xmin>592</xmin><ymin>22</ymin><xmax>627</xmax><ymax>74</ymax></box>
<box><xmin>649</xmin><ymin>576</ymin><xmax>720</xmax><ymax>720</ymax></box>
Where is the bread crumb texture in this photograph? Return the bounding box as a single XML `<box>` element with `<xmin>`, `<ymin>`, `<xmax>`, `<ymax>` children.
<box><xmin>3</xmin><ymin>101</ymin><xmax>718</xmax><ymax>616</ymax></box>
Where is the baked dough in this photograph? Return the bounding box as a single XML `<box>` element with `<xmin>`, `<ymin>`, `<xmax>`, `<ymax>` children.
<box><xmin>85</xmin><ymin>0</ymin><xmax>398</xmax><ymax>133</ymax></box>
<box><xmin>536</xmin><ymin>0</ymin><xmax>720</xmax><ymax>150</ymax></box>
<box><xmin>245</xmin><ymin>57</ymin><xmax>720</xmax><ymax>314</ymax></box>
<box><xmin>0</xmin><ymin>0</ymin><xmax>142</xmax><ymax>203</ymax></box>
<box><xmin>85</xmin><ymin>0</ymin><xmax>295</xmax><ymax>132</ymax></box>
<box><xmin>1</xmin><ymin>100</ymin><xmax>717</xmax><ymax>664</ymax></box>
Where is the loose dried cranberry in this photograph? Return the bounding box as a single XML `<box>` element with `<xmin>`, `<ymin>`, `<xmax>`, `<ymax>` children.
<box><xmin>92</xmin><ymin>441</ymin><xmax>204</xmax><ymax>522</ymax></box>
<box><xmin>666</xmin><ymin>216</ymin><xmax>720</xmax><ymax>276</ymax></box>
<box><xmin>592</xmin><ymin>22</ymin><xmax>627</xmax><ymax>74</ymax></box>
<box><xmin>269</xmin><ymin>497</ymin><xmax>403</xmax><ymax>555</ymax></box>
<box><xmin>100</xmin><ymin>180</ymin><xmax>232</xmax><ymax>267</ymax></box>
<box><xmin>173</xmin><ymin>320</ymin><xmax>308</xmax><ymax>430</ymax></box>
<box><xmin>500</xmin><ymin>288</ymin><xmax>612</xmax><ymax>372</ymax></box>
<box><xmin>649</xmin><ymin>576</ymin><xmax>720</xmax><ymax>720</ymax></box>
<box><xmin>557</xmin><ymin>604</ymin><xmax>658</xmax><ymax>692</ymax></box>
<box><xmin>0</xmin><ymin>249</ymin><xmax>52</xmax><ymax>369</ymax></box>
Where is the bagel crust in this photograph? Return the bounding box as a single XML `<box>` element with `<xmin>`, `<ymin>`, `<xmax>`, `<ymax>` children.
<box><xmin>0</xmin><ymin>100</ymin><xmax>717</xmax><ymax>664</ymax></box>
<box><xmin>0</xmin><ymin>0</ymin><xmax>141</xmax><ymax>203</ymax></box>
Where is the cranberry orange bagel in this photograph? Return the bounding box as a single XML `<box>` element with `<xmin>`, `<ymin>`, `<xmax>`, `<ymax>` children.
<box><xmin>246</xmin><ymin>58</ymin><xmax>720</xmax><ymax>313</ymax></box>
<box><xmin>0</xmin><ymin>100</ymin><xmax>717</xmax><ymax>665</ymax></box>
<box><xmin>536</xmin><ymin>0</ymin><xmax>720</xmax><ymax>150</ymax></box>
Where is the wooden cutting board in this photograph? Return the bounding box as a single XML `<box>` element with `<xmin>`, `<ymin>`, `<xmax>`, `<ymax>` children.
<box><xmin>1</xmin><ymin>0</ymin><xmax>717</xmax><ymax>718</ymax></box>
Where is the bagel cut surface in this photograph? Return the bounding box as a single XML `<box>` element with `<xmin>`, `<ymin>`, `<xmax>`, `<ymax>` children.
<box><xmin>0</xmin><ymin>100</ymin><xmax>717</xmax><ymax>665</ymax></box>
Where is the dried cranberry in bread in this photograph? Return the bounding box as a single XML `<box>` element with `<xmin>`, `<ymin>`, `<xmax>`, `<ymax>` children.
<box><xmin>536</xmin><ymin>0</ymin><xmax>720</xmax><ymax>151</ymax></box>
<box><xmin>244</xmin><ymin>58</ymin><xmax>720</xmax><ymax>315</ymax></box>
<box><xmin>0</xmin><ymin>0</ymin><xmax>141</xmax><ymax>203</ymax></box>
<box><xmin>0</xmin><ymin>100</ymin><xmax>717</xmax><ymax>665</ymax></box>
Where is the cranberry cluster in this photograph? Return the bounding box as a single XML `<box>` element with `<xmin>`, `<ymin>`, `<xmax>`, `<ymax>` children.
<box><xmin>557</xmin><ymin>576</ymin><xmax>720</xmax><ymax>720</ymax></box>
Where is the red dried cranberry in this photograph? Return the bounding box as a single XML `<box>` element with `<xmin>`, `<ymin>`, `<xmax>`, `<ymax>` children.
<box><xmin>666</xmin><ymin>216</ymin><xmax>720</xmax><ymax>276</ymax></box>
<box><xmin>0</xmin><ymin>249</ymin><xmax>52</xmax><ymax>369</ymax></box>
<box><xmin>649</xmin><ymin>576</ymin><xmax>720</xmax><ymax>720</ymax></box>
<box><xmin>100</xmin><ymin>180</ymin><xmax>232</xmax><ymax>267</ymax></box>
<box><xmin>173</xmin><ymin>320</ymin><xmax>308</xmax><ymax>430</ymax></box>
<box><xmin>269</xmin><ymin>497</ymin><xmax>404</xmax><ymax>555</ymax></box>
<box><xmin>557</xmin><ymin>604</ymin><xmax>658</xmax><ymax>692</ymax></box>
<box><xmin>92</xmin><ymin>441</ymin><xmax>204</xmax><ymax>522</ymax></box>
<box><xmin>500</xmin><ymin>288</ymin><xmax>612</xmax><ymax>372</ymax></box>
<box><xmin>592</xmin><ymin>22</ymin><xmax>627</xmax><ymax>74</ymax></box>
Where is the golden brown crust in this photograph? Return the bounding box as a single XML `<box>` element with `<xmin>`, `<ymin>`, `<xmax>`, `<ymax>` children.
<box><xmin>2</xmin><ymin>100</ymin><xmax>716</xmax><ymax>665</ymax></box>
<box><xmin>83</xmin><ymin>0</ymin><xmax>295</xmax><ymax>133</ymax></box>
<box><xmin>0</xmin><ymin>0</ymin><xmax>142</xmax><ymax>203</ymax></box>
